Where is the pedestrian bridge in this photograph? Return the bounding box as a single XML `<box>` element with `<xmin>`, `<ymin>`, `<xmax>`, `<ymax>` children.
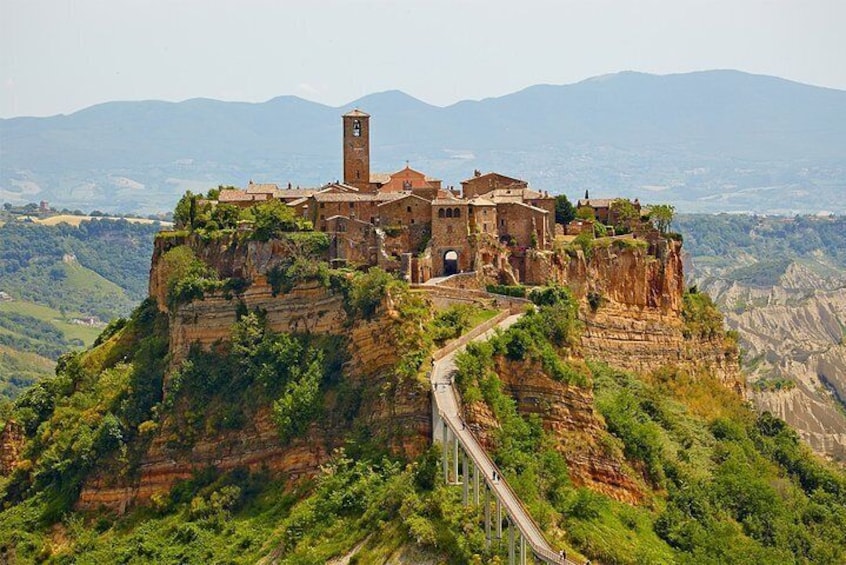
<box><xmin>430</xmin><ymin>311</ymin><xmax>577</xmax><ymax>565</ymax></box>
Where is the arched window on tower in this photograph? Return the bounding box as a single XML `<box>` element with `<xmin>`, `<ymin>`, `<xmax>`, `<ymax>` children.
<box><xmin>453</xmin><ymin>208</ymin><xmax>461</xmax><ymax>218</ymax></box>
<box><xmin>446</xmin><ymin>208</ymin><xmax>453</xmax><ymax>218</ymax></box>
<box><xmin>438</xmin><ymin>208</ymin><xmax>445</xmax><ymax>218</ymax></box>
<box><xmin>353</xmin><ymin>120</ymin><xmax>361</xmax><ymax>137</ymax></box>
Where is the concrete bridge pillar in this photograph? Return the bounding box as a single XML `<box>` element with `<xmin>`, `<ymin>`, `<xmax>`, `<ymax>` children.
<box><xmin>473</xmin><ymin>461</ymin><xmax>480</xmax><ymax>505</ymax></box>
<box><xmin>508</xmin><ymin>518</ymin><xmax>516</xmax><ymax>565</ymax></box>
<box><xmin>484</xmin><ymin>485</ymin><xmax>491</xmax><ymax>546</ymax></box>
<box><xmin>462</xmin><ymin>450</ymin><xmax>469</xmax><ymax>505</ymax></box>
<box><xmin>453</xmin><ymin>436</ymin><xmax>459</xmax><ymax>485</ymax></box>
<box><xmin>441</xmin><ymin>424</ymin><xmax>449</xmax><ymax>483</ymax></box>
<box><xmin>520</xmin><ymin>533</ymin><xmax>527</xmax><ymax>565</ymax></box>
<box><xmin>496</xmin><ymin>498</ymin><xmax>503</xmax><ymax>539</ymax></box>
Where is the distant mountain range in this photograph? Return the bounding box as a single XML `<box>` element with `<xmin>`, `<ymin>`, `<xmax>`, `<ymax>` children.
<box><xmin>1</xmin><ymin>70</ymin><xmax>845</xmax><ymax>215</ymax></box>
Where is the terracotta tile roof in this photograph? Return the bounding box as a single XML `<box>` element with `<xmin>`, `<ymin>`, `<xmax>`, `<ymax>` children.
<box><xmin>219</xmin><ymin>189</ymin><xmax>262</xmax><ymax>202</ymax></box>
<box><xmin>377</xmin><ymin>193</ymin><xmax>431</xmax><ymax>207</ymax></box>
<box><xmin>276</xmin><ymin>189</ymin><xmax>320</xmax><ymax>200</ymax></box>
<box><xmin>370</xmin><ymin>172</ymin><xmax>392</xmax><ymax>184</ymax></box>
<box><xmin>245</xmin><ymin>182</ymin><xmax>279</xmax><ymax>194</ymax></box>
<box><xmin>343</xmin><ymin>108</ymin><xmax>370</xmax><ymax>117</ymax></box>
<box><xmin>467</xmin><ymin>197</ymin><xmax>496</xmax><ymax>206</ymax></box>
<box><xmin>321</xmin><ymin>182</ymin><xmax>360</xmax><ymax>193</ymax></box>
<box><xmin>498</xmin><ymin>200</ymin><xmax>549</xmax><ymax>214</ymax></box>
<box><xmin>460</xmin><ymin>171</ymin><xmax>526</xmax><ymax>185</ymax></box>
<box><xmin>578</xmin><ymin>198</ymin><xmax>615</xmax><ymax>208</ymax></box>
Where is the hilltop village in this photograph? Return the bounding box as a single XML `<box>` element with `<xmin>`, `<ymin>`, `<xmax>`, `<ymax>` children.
<box><xmin>208</xmin><ymin>109</ymin><xmax>652</xmax><ymax>283</ymax></box>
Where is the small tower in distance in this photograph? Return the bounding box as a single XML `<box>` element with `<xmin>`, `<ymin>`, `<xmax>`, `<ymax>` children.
<box><xmin>342</xmin><ymin>109</ymin><xmax>371</xmax><ymax>191</ymax></box>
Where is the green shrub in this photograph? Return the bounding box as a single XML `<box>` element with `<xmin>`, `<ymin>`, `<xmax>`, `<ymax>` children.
<box><xmin>246</xmin><ymin>200</ymin><xmax>313</xmax><ymax>241</ymax></box>
<box><xmin>682</xmin><ymin>290</ymin><xmax>725</xmax><ymax>340</ymax></box>
<box><xmin>346</xmin><ymin>268</ymin><xmax>397</xmax><ymax>319</ymax></box>
<box><xmin>486</xmin><ymin>284</ymin><xmax>527</xmax><ymax>298</ymax></box>
<box><xmin>267</xmin><ymin>258</ymin><xmax>330</xmax><ymax>296</ymax></box>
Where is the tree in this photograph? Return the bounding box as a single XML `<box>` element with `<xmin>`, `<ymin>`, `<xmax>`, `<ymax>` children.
<box><xmin>649</xmin><ymin>204</ymin><xmax>675</xmax><ymax>234</ymax></box>
<box><xmin>554</xmin><ymin>194</ymin><xmax>575</xmax><ymax>225</ymax></box>
<box><xmin>174</xmin><ymin>191</ymin><xmax>197</xmax><ymax>229</ymax></box>
<box><xmin>610</xmin><ymin>199</ymin><xmax>639</xmax><ymax>232</ymax></box>
<box><xmin>576</xmin><ymin>206</ymin><xmax>595</xmax><ymax>221</ymax></box>
<box><xmin>249</xmin><ymin>200</ymin><xmax>302</xmax><ymax>241</ymax></box>
<box><xmin>210</xmin><ymin>203</ymin><xmax>240</xmax><ymax>230</ymax></box>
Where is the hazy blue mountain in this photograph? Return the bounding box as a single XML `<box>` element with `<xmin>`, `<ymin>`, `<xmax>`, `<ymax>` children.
<box><xmin>2</xmin><ymin>70</ymin><xmax>844</xmax><ymax>214</ymax></box>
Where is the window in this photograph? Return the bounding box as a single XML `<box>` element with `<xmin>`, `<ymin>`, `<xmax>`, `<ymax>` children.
<box><xmin>353</xmin><ymin>119</ymin><xmax>361</xmax><ymax>137</ymax></box>
<box><xmin>446</xmin><ymin>208</ymin><xmax>453</xmax><ymax>218</ymax></box>
<box><xmin>350</xmin><ymin>202</ymin><xmax>355</xmax><ymax>209</ymax></box>
<box><xmin>411</xmin><ymin>218</ymin><xmax>415</xmax><ymax>224</ymax></box>
<box><xmin>320</xmin><ymin>202</ymin><xmax>325</xmax><ymax>208</ymax></box>
<box><xmin>407</xmin><ymin>206</ymin><xmax>412</xmax><ymax>213</ymax></box>
<box><xmin>453</xmin><ymin>208</ymin><xmax>461</xmax><ymax>218</ymax></box>
<box><xmin>438</xmin><ymin>208</ymin><xmax>445</xmax><ymax>218</ymax></box>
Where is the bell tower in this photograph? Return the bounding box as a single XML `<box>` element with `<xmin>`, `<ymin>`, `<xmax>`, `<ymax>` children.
<box><xmin>342</xmin><ymin>109</ymin><xmax>371</xmax><ymax>191</ymax></box>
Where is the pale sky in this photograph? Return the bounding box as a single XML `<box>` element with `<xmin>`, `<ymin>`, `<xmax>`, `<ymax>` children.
<box><xmin>1</xmin><ymin>0</ymin><xmax>844</xmax><ymax>118</ymax></box>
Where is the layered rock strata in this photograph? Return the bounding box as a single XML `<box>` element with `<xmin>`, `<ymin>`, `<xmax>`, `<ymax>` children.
<box><xmin>527</xmin><ymin>239</ymin><xmax>740</xmax><ymax>387</ymax></box>
<box><xmin>463</xmin><ymin>358</ymin><xmax>644</xmax><ymax>505</ymax></box>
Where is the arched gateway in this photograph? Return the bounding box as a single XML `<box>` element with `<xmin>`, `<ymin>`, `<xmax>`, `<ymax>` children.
<box><xmin>443</xmin><ymin>250</ymin><xmax>459</xmax><ymax>276</ymax></box>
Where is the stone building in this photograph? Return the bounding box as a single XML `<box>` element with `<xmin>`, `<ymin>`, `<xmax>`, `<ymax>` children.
<box><xmin>210</xmin><ymin>109</ymin><xmax>589</xmax><ymax>283</ymax></box>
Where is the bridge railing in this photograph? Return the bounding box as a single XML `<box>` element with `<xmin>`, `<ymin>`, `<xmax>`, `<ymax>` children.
<box><xmin>439</xmin><ymin>387</ymin><xmax>563</xmax><ymax>564</ymax></box>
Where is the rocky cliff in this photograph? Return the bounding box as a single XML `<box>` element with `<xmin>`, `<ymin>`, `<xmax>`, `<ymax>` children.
<box><xmin>78</xmin><ymin>234</ymin><xmax>432</xmax><ymax>511</ymax></box>
<box><xmin>527</xmin><ymin>238</ymin><xmax>741</xmax><ymax>387</ymax></box>
<box><xmin>79</xmin><ymin>229</ymin><xmax>741</xmax><ymax>511</ymax></box>
<box><xmin>464</xmin><ymin>357</ymin><xmax>644</xmax><ymax>505</ymax></box>
<box><xmin>0</xmin><ymin>421</ymin><xmax>24</xmax><ymax>475</ymax></box>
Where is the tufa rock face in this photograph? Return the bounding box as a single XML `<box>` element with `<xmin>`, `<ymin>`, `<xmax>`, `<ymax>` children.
<box><xmin>526</xmin><ymin>240</ymin><xmax>740</xmax><ymax>387</ymax></box>
<box><xmin>464</xmin><ymin>358</ymin><xmax>644</xmax><ymax>505</ymax></box>
<box><xmin>0</xmin><ymin>421</ymin><xmax>25</xmax><ymax>475</ymax></box>
<box><xmin>78</xmin><ymin>235</ymin><xmax>432</xmax><ymax>512</ymax></box>
<box><xmin>78</xmin><ymin>295</ymin><xmax>433</xmax><ymax>511</ymax></box>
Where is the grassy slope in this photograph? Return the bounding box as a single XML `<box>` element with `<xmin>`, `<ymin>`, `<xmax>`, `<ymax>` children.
<box><xmin>5</xmin><ymin>277</ymin><xmax>845</xmax><ymax>564</ymax></box>
<box><xmin>452</xmin><ymin>310</ymin><xmax>846</xmax><ymax>565</ymax></box>
<box><xmin>1</xmin><ymin>261</ymin><xmax>135</xmax><ymax>321</ymax></box>
<box><xmin>0</xmin><ymin>296</ymin><xmax>106</xmax><ymax>400</ymax></box>
<box><xmin>0</xmin><ymin>278</ymin><xmax>513</xmax><ymax>564</ymax></box>
<box><xmin>0</xmin><ymin>300</ymin><xmax>102</xmax><ymax>344</ymax></box>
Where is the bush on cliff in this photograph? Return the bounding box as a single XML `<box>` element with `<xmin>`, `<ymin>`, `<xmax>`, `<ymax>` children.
<box><xmin>246</xmin><ymin>200</ymin><xmax>313</xmax><ymax>241</ymax></box>
<box><xmin>267</xmin><ymin>257</ymin><xmax>330</xmax><ymax>296</ymax></box>
<box><xmin>2</xmin><ymin>297</ymin><xmax>168</xmax><ymax>522</ymax></box>
<box><xmin>682</xmin><ymin>287</ymin><xmax>726</xmax><ymax>340</ymax></box>
<box><xmin>165</xmin><ymin>311</ymin><xmax>332</xmax><ymax>445</ymax></box>
<box><xmin>160</xmin><ymin>245</ymin><xmax>221</xmax><ymax>309</ymax></box>
<box><xmin>451</xmin><ymin>303</ymin><xmax>846</xmax><ymax>564</ymax></box>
